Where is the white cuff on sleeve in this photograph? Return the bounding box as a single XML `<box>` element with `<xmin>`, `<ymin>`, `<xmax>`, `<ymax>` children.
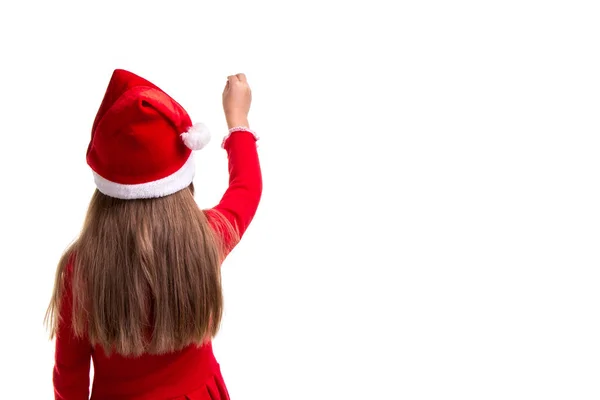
<box><xmin>222</xmin><ymin>126</ymin><xmax>260</xmax><ymax>148</ymax></box>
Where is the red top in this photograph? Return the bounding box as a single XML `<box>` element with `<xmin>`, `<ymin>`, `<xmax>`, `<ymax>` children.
<box><xmin>53</xmin><ymin>131</ymin><xmax>262</xmax><ymax>400</ymax></box>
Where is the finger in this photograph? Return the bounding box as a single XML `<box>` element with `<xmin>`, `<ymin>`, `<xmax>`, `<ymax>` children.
<box><xmin>236</xmin><ymin>73</ymin><xmax>247</xmax><ymax>82</ymax></box>
<box><xmin>228</xmin><ymin>75</ymin><xmax>239</xmax><ymax>82</ymax></box>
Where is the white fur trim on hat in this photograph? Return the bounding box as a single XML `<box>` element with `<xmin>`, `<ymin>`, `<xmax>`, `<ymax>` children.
<box><xmin>181</xmin><ymin>123</ymin><xmax>211</xmax><ymax>150</ymax></box>
<box><xmin>93</xmin><ymin>154</ymin><xmax>196</xmax><ymax>199</ymax></box>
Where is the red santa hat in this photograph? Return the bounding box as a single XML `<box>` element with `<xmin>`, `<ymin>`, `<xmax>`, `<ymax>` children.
<box><xmin>86</xmin><ymin>69</ymin><xmax>210</xmax><ymax>199</ymax></box>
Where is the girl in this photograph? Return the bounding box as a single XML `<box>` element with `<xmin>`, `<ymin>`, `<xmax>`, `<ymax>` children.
<box><xmin>45</xmin><ymin>69</ymin><xmax>262</xmax><ymax>399</ymax></box>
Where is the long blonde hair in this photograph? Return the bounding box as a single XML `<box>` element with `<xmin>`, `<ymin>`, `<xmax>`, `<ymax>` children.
<box><xmin>45</xmin><ymin>183</ymin><xmax>237</xmax><ymax>357</ymax></box>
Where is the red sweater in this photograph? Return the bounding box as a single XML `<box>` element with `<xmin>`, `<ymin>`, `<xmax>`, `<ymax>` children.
<box><xmin>53</xmin><ymin>130</ymin><xmax>262</xmax><ymax>400</ymax></box>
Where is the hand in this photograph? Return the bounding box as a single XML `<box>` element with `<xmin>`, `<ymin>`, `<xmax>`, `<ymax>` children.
<box><xmin>222</xmin><ymin>73</ymin><xmax>252</xmax><ymax>129</ymax></box>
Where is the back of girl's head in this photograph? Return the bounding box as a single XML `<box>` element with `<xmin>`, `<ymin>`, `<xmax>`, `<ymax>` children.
<box><xmin>46</xmin><ymin>69</ymin><xmax>236</xmax><ymax>356</ymax></box>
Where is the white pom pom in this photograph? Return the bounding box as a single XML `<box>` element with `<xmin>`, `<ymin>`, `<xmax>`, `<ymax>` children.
<box><xmin>181</xmin><ymin>123</ymin><xmax>211</xmax><ymax>150</ymax></box>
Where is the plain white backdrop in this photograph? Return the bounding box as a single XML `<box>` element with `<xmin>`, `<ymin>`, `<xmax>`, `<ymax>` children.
<box><xmin>0</xmin><ymin>0</ymin><xmax>599</xmax><ymax>398</ymax></box>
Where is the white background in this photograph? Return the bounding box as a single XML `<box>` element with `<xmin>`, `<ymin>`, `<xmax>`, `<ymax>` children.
<box><xmin>0</xmin><ymin>0</ymin><xmax>599</xmax><ymax>399</ymax></box>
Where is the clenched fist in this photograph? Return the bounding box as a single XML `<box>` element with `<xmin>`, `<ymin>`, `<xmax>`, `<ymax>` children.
<box><xmin>222</xmin><ymin>73</ymin><xmax>252</xmax><ymax>129</ymax></box>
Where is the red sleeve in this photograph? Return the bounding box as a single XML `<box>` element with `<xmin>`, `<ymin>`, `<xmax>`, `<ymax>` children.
<box><xmin>53</xmin><ymin>265</ymin><xmax>92</xmax><ymax>400</ymax></box>
<box><xmin>206</xmin><ymin>130</ymin><xmax>262</xmax><ymax>251</ymax></box>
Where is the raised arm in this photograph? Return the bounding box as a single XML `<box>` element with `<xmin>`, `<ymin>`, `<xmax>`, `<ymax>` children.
<box><xmin>212</xmin><ymin>128</ymin><xmax>262</xmax><ymax>235</ymax></box>
<box><xmin>205</xmin><ymin>73</ymin><xmax>262</xmax><ymax>252</ymax></box>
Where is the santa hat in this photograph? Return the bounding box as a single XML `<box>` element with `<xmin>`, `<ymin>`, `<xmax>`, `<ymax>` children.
<box><xmin>86</xmin><ymin>69</ymin><xmax>210</xmax><ymax>200</ymax></box>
